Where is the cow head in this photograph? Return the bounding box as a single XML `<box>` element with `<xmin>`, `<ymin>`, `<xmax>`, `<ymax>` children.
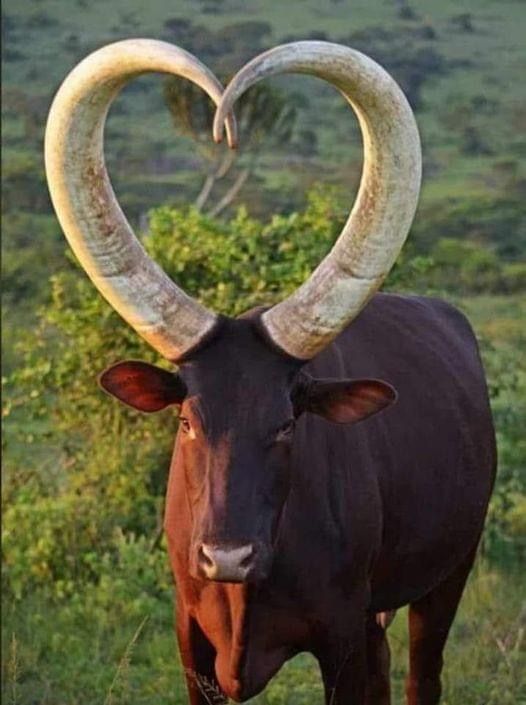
<box><xmin>45</xmin><ymin>40</ymin><xmax>420</xmax><ymax>583</ymax></box>
<box><xmin>99</xmin><ymin>314</ymin><xmax>396</xmax><ymax>583</ymax></box>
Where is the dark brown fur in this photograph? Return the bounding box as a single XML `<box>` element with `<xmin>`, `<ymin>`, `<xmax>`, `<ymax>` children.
<box><xmin>101</xmin><ymin>292</ymin><xmax>496</xmax><ymax>705</ymax></box>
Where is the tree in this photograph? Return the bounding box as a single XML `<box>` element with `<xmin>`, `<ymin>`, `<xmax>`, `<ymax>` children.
<box><xmin>450</xmin><ymin>13</ymin><xmax>474</xmax><ymax>33</ymax></box>
<box><xmin>163</xmin><ymin>78</ymin><xmax>298</xmax><ymax>216</ymax></box>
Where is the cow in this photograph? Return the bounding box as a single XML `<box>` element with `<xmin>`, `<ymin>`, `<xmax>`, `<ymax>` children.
<box><xmin>45</xmin><ymin>39</ymin><xmax>496</xmax><ymax>705</ymax></box>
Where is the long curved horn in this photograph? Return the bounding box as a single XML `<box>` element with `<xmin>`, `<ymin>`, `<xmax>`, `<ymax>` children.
<box><xmin>45</xmin><ymin>39</ymin><xmax>237</xmax><ymax>361</ymax></box>
<box><xmin>214</xmin><ymin>42</ymin><xmax>421</xmax><ymax>360</ymax></box>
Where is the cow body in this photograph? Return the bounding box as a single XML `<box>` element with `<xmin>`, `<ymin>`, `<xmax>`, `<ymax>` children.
<box><xmin>164</xmin><ymin>292</ymin><xmax>496</xmax><ymax>703</ymax></box>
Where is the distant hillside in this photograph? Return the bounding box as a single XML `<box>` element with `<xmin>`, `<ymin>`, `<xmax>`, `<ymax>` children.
<box><xmin>2</xmin><ymin>0</ymin><xmax>525</xmax><ymax>311</ymax></box>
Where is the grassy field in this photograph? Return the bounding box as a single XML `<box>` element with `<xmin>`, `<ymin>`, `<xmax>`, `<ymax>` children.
<box><xmin>2</xmin><ymin>557</ymin><xmax>524</xmax><ymax>704</ymax></box>
<box><xmin>2</xmin><ymin>291</ymin><xmax>525</xmax><ymax>704</ymax></box>
<box><xmin>3</xmin><ymin>0</ymin><xmax>525</xmax><ymax>223</ymax></box>
<box><xmin>3</xmin><ymin>0</ymin><xmax>524</xmax><ymax>349</ymax></box>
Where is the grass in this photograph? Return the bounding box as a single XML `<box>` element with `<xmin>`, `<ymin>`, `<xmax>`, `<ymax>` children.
<box><xmin>5</xmin><ymin>633</ymin><xmax>20</xmax><ymax>705</ymax></box>
<box><xmin>2</xmin><ymin>561</ymin><xmax>524</xmax><ymax>704</ymax></box>
<box><xmin>2</xmin><ymin>293</ymin><xmax>524</xmax><ymax>703</ymax></box>
<box><xmin>3</xmin><ymin>0</ymin><xmax>525</xmax><ymax>225</ymax></box>
<box><xmin>104</xmin><ymin>617</ymin><xmax>149</xmax><ymax>705</ymax></box>
<box><xmin>3</xmin><ymin>0</ymin><xmax>525</xmax><ymax>348</ymax></box>
<box><xmin>390</xmin><ymin>563</ymin><xmax>526</xmax><ymax>705</ymax></box>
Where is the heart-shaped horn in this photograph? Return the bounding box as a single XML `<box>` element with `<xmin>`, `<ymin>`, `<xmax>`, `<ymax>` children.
<box><xmin>214</xmin><ymin>41</ymin><xmax>421</xmax><ymax>360</ymax></box>
<box><xmin>45</xmin><ymin>39</ymin><xmax>237</xmax><ymax>361</ymax></box>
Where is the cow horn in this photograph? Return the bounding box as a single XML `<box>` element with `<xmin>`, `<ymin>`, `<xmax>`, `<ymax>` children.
<box><xmin>213</xmin><ymin>42</ymin><xmax>421</xmax><ymax>360</ymax></box>
<box><xmin>45</xmin><ymin>39</ymin><xmax>237</xmax><ymax>361</ymax></box>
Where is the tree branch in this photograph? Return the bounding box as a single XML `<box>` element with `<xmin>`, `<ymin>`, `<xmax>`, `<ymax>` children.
<box><xmin>208</xmin><ymin>168</ymin><xmax>250</xmax><ymax>218</ymax></box>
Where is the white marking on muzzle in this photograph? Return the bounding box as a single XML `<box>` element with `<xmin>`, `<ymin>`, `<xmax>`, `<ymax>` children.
<box><xmin>200</xmin><ymin>543</ymin><xmax>254</xmax><ymax>582</ymax></box>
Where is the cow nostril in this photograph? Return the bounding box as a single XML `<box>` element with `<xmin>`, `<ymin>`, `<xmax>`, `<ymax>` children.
<box><xmin>199</xmin><ymin>544</ymin><xmax>215</xmax><ymax>569</ymax></box>
<box><xmin>196</xmin><ymin>543</ymin><xmax>257</xmax><ymax>581</ymax></box>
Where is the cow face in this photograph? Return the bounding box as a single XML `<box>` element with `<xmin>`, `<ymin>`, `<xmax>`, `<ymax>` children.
<box><xmin>100</xmin><ymin>316</ymin><xmax>396</xmax><ymax>585</ymax></box>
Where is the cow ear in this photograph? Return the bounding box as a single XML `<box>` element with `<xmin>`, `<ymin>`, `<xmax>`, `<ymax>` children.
<box><xmin>99</xmin><ymin>360</ymin><xmax>187</xmax><ymax>413</ymax></box>
<box><xmin>297</xmin><ymin>377</ymin><xmax>397</xmax><ymax>424</ymax></box>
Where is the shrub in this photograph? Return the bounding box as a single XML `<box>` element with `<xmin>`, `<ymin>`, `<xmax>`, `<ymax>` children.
<box><xmin>3</xmin><ymin>189</ymin><xmax>345</xmax><ymax>599</ymax></box>
<box><xmin>3</xmin><ymin>189</ymin><xmax>524</xmax><ymax>604</ymax></box>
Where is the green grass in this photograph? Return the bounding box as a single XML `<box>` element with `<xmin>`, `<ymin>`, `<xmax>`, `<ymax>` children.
<box><xmin>3</xmin><ymin>292</ymin><xmax>523</xmax><ymax>703</ymax></box>
<box><xmin>3</xmin><ymin>0</ymin><xmax>525</xmax><ymax>335</ymax></box>
<box><xmin>3</xmin><ymin>0</ymin><xmax>525</xmax><ymax>222</ymax></box>
<box><xmin>2</xmin><ymin>562</ymin><xmax>524</xmax><ymax>704</ymax></box>
<box><xmin>461</xmin><ymin>295</ymin><xmax>526</xmax><ymax>340</ymax></box>
<box><xmin>389</xmin><ymin>563</ymin><xmax>526</xmax><ymax>705</ymax></box>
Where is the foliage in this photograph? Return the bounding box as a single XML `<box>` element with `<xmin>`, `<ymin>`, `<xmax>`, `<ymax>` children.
<box><xmin>389</xmin><ymin>564</ymin><xmax>526</xmax><ymax>705</ymax></box>
<box><xmin>163</xmin><ymin>77</ymin><xmax>298</xmax><ymax>213</ymax></box>
<box><xmin>3</xmin><ymin>0</ymin><xmax>526</xmax><ymax>316</ymax></box>
<box><xmin>1</xmin><ymin>533</ymin><xmax>179</xmax><ymax>705</ymax></box>
<box><xmin>3</xmin><ymin>192</ymin><xmax>525</xmax><ymax>605</ymax></box>
<box><xmin>2</xmin><ymin>561</ymin><xmax>524</xmax><ymax>703</ymax></box>
<box><xmin>1</xmin><ymin>197</ymin><xmax>524</xmax><ymax>702</ymax></box>
<box><xmin>412</xmin><ymin>189</ymin><xmax>526</xmax><ymax>262</ymax></box>
<box><xmin>3</xmin><ymin>189</ymin><xmax>344</xmax><ymax>599</ymax></box>
<box><xmin>146</xmin><ymin>188</ymin><xmax>344</xmax><ymax>313</ymax></box>
<box><xmin>465</xmin><ymin>296</ymin><xmax>526</xmax><ymax>565</ymax></box>
<box><xmin>422</xmin><ymin>238</ymin><xmax>502</xmax><ymax>294</ymax></box>
<box><xmin>162</xmin><ymin>17</ymin><xmax>273</xmax><ymax>77</ymax></box>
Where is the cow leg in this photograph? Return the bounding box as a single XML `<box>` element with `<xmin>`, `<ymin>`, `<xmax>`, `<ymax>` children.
<box><xmin>176</xmin><ymin>609</ymin><xmax>226</xmax><ymax>705</ymax></box>
<box><xmin>405</xmin><ymin>548</ymin><xmax>477</xmax><ymax>705</ymax></box>
<box><xmin>316</xmin><ymin>624</ymin><xmax>367</xmax><ymax>705</ymax></box>
<box><xmin>365</xmin><ymin>613</ymin><xmax>391</xmax><ymax>705</ymax></box>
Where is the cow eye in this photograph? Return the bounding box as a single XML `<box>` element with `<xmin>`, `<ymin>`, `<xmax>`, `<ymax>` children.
<box><xmin>179</xmin><ymin>417</ymin><xmax>191</xmax><ymax>434</ymax></box>
<box><xmin>275</xmin><ymin>419</ymin><xmax>295</xmax><ymax>442</ymax></box>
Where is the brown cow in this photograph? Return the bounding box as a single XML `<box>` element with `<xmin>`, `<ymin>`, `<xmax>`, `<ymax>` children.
<box><xmin>45</xmin><ymin>40</ymin><xmax>495</xmax><ymax>705</ymax></box>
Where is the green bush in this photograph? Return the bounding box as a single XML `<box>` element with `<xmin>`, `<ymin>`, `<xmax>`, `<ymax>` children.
<box><xmin>430</xmin><ymin>237</ymin><xmax>502</xmax><ymax>293</ymax></box>
<box><xmin>503</xmin><ymin>261</ymin><xmax>526</xmax><ymax>293</ymax></box>
<box><xmin>3</xmin><ymin>189</ymin><xmax>524</xmax><ymax>602</ymax></box>
<box><xmin>2</xmin><ymin>189</ymin><xmax>525</xmax><ymax>705</ymax></box>
<box><xmin>412</xmin><ymin>192</ymin><xmax>526</xmax><ymax>261</ymax></box>
<box><xmin>3</xmin><ymin>189</ymin><xmax>346</xmax><ymax>600</ymax></box>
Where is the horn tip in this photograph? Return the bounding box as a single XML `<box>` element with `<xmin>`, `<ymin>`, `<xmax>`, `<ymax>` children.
<box><xmin>212</xmin><ymin>122</ymin><xmax>224</xmax><ymax>144</ymax></box>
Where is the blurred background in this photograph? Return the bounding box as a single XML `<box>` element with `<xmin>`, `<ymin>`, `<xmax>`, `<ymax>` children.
<box><xmin>2</xmin><ymin>0</ymin><xmax>525</xmax><ymax>703</ymax></box>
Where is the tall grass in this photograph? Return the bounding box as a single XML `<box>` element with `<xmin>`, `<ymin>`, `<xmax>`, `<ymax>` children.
<box><xmin>2</xmin><ymin>561</ymin><xmax>524</xmax><ymax>704</ymax></box>
<box><xmin>5</xmin><ymin>633</ymin><xmax>20</xmax><ymax>705</ymax></box>
<box><xmin>389</xmin><ymin>562</ymin><xmax>526</xmax><ymax>705</ymax></box>
<box><xmin>104</xmin><ymin>617</ymin><xmax>149</xmax><ymax>705</ymax></box>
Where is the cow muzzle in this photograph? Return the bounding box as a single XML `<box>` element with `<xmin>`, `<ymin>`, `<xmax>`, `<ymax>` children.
<box><xmin>196</xmin><ymin>542</ymin><xmax>262</xmax><ymax>583</ymax></box>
